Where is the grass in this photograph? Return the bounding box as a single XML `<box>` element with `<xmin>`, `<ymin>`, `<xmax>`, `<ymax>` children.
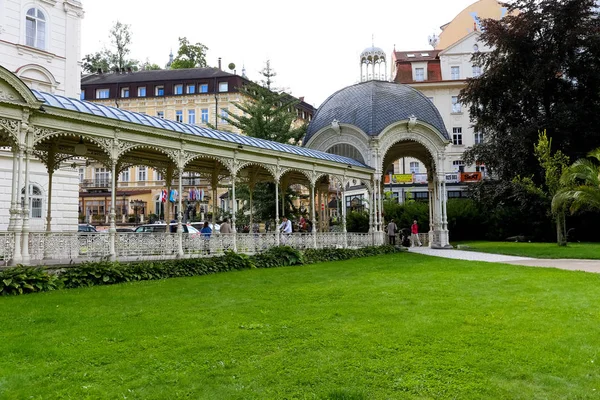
<box><xmin>457</xmin><ymin>241</ymin><xmax>600</xmax><ymax>259</ymax></box>
<box><xmin>1</xmin><ymin>253</ymin><xmax>600</xmax><ymax>399</ymax></box>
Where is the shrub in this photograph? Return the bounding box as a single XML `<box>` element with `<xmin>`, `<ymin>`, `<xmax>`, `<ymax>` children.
<box><xmin>1</xmin><ymin>245</ymin><xmax>400</xmax><ymax>296</ymax></box>
<box><xmin>0</xmin><ymin>266</ymin><xmax>62</xmax><ymax>295</ymax></box>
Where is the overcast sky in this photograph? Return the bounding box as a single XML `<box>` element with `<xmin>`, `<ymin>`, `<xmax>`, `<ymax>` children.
<box><xmin>81</xmin><ymin>0</ymin><xmax>476</xmax><ymax>107</ymax></box>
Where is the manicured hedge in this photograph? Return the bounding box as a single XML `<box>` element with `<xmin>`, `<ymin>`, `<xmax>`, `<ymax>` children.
<box><xmin>0</xmin><ymin>245</ymin><xmax>400</xmax><ymax>296</ymax></box>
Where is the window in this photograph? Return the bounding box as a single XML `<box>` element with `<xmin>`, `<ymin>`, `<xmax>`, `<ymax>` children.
<box><xmin>452</xmin><ymin>127</ymin><xmax>463</xmax><ymax>145</ymax></box>
<box><xmin>199</xmin><ymin>84</ymin><xmax>208</xmax><ymax>93</ymax></box>
<box><xmin>175</xmin><ymin>110</ymin><xmax>183</xmax><ymax>123</ymax></box>
<box><xmin>220</xmin><ymin>108</ymin><xmax>229</xmax><ymax>123</ymax></box>
<box><xmin>120</xmin><ymin>169</ymin><xmax>129</xmax><ymax>182</ymax></box>
<box><xmin>415</xmin><ymin>68</ymin><xmax>425</xmax><ymax>82</ymax></box>
<box><xmin>451</xmin><ymin>96</ymin><xmax>461</xmax><ymax>113</ymax></box>
<box><xmin>218</xmin><ymin>82</ymin><xmax>228</xmax><ymax>92</ymax></box>
<box><xmin>80</xmin><ymin>92</ymin><xmax>85</xmax><ymax>100</ymax></box>
<box><xmin>186</xmin><ymin>84</ymin><xmax>195</xmax><ymax>94</ymax></box>
<box><xmin>121</xmin><ymin>87</ymin><xmax>130</xmax><ymax>98</ymax></box>
<box><xmin>21</xmin><ymin>184</ymin><xmax>43</xmax><ymax>219</ymax></box>
<box><xmin>472</xmin><ymin>65</ymin><xmax>482</xmax><ymax>77</ymax></box>
<box><xmin>78</xmin><ymin>168</ymin><xmax>84</xmax><ymax>183</ymax></box>
<box><xmin>155</xmin><ymin>171</ymin><xmax>163</xmax><ymax>182</ymax></box>
<box><xmin>201</xmin><ymin>108</ymin><xmax>209</xmax><ymax>123</ymax></box>
<box><xmin>474</xmin><ymin>131</ymin><xmax>484</xmax><ymax>144</ymax></box>
<box><xmin>155</xmin><ymin>86</ymin><xmax>164</xmax><ymax>96</ymax></box>
<box><xmin>25</xmin><ymin>8</ymin><xmax>46</xmax><ymax>50</ymax></box>
<box><xmin>157</xmin><ymin>111</ymin><xmax>164</xmax><ymax>119</ymax></box>
<box><xmin>95</xmin><ymin>89</ymin><xmax>110</xmax><ymax>99</ymax></box>
<box><xmin>346</xmin><ymin>194</ymin><xmax>365</xmax><ymax>212</ymax></box>
<box><xmin>448</xmin><ymin>191</ymin><xmax>465</xmax><ymax>198</ymax></box>
<box><xmin>138</xmin><ymin>166</ymin><xmax>147</xmax><ymax>181</ymax></box>
<box><xmin>451</xmin><ymin>66</ymin><xmax>460</xmax><ymax>80</ymax></box>
<box><xmin>138</xmin><ymin>87</ymin><xmax>146</xmax><ymax>97</ymax></box>
<box><xmin>94</xmin><ymin>167</ymin><xmax>110</xmax><ymax>185</ymax></box>
<box><xmin>476</xmin><ymin>163</ymin><xmax>486</xmax><ymax>175</ymax></box>
<box><xmin>409</xmin><ymin>162</ymin><xmax>420</xmax><ymax>174</ymax></box>
<box><xmin>188</xmin><ymin>110</ymin><xmax>196</xmax><ymax>124</ymax></box>
<box><xmin>453</xmin><ymin>160</ymin><xmax>465</xmax><ymax>173</ymax></box>
<box><xmin>174</xmin><ymin>84</ymin><xmax>183</xmax><ymax>95</ymax></box>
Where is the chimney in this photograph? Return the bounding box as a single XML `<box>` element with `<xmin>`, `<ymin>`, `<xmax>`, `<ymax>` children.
<box><xmin>218</xmin><ymin>57</ymin><xmax>222</xmax><ymax>70</ymax></box>
<box><xmin>299</xmin><ymin>96</ymin><xmax>305</xmax><ymax>102</ymax></box>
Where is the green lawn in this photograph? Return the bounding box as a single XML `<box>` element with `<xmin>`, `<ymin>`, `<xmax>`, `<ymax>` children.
<box><xmin>457</xmin><ymin>241</ymin><xmax>600</xmax><ymax>259</ymax></box>
<box><xmin>1</xmin><ymin>253</ymin><xmax>599</xmax><ymax>399</ymax></box>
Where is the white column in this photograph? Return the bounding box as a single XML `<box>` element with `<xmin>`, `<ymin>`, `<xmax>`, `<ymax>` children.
<box><xmin>109</xmin><ymin>161</ymin><xmax>117</xmax><ymax>260</ymax></box>
<box><xmin>45</xmin><ymin>169</ymin><xmax>54</xmax><ymax>233</ymax></box>
<box><xmin>342</xmin><ymin>184</ymin><xmax>347</xmax><ymax>248</ymax></box>
<box><xmin>442</xmin><ymin>181</ymin><xmax>448</xmax><ymax>231</ymax></box>
<box><xmin>317</xmin><ymin>190</ymin><xmax>322</xmax><ymax>232</ymax></box>
<box><xmin>177</xmin><ymin>168</ymin><xmax>184</xmax><ymax>257</ymax></box>
<box><xmin>231</xmin><ymin>172</ymin><xmax>237</xmax><ymax>252</ymax></box>
<box><xmin>275</xmin><ymin>181</ymin><xmax>280</xmax><ymax>246</ymax></box>
<box><xmin>10</xmin><ymin>148</ymin><xmax>23</xmax><ymax>265</ymax></box>
<box><xmin>21</xmin><ymin>148</ymin><xmax>31</xmax><ymax>264</ymax></box>
<box><xmin>8</xmin><ymin>148</ymin><xmax>19</xmax><ymax>231</ymax></box>
<box><xmin>368</xmin><ymin>188</ymin><xmax>373</xmax><ymax>233</ymax></box>
<box><xmin>310</xmin><ymin>183</ymin><xmax>317</xmax><ymax>248</ymax></box>
<box><xmin>377</xmin><ymin>179</ymin><xmax>383</xmax><ymax>232</ymax></box>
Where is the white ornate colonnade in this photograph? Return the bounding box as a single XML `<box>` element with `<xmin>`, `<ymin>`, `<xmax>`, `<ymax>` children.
<box><xmin>0</xmin><ymin>66</ymin><xmax>385</xmax><ymax>266</ymax></box>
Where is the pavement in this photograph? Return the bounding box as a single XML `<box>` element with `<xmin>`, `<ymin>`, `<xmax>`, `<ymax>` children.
<box><xmin>408</xmin><ymin>247</ymin><xmax>600</xmax><ymax>274</ymax></box>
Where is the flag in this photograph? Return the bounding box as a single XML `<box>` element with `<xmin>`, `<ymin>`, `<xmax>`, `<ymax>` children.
<box><xmin>169</xmin><ymin>189</ymin><xmax>178</xmax><ymax>203</ymax></box>
<box><xmin>160</xmin><ymin>189</ymin><xmax>167</xmax><ymax>203</ymax></box>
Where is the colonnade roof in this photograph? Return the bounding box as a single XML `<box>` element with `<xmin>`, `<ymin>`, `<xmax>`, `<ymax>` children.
<box><xmin>32</xmin><ymin>90</ymin><xmax>370</xmax><ymax>169</ymax></box>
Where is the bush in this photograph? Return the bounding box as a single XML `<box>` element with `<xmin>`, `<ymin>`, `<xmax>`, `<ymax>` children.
<box><xmin>346</xmin><ymin>211</ymin><xmax>370</xmax><ymax>233</ymax></box>
<box><xmin>0</xmin><ymin>266</ymin><xmax>62</xmax><ymax>295</ymax></box>
<box><xmin>0</xmin><ymin>245</ymin><xmax>401</xmax><ymax>296</ymax></box>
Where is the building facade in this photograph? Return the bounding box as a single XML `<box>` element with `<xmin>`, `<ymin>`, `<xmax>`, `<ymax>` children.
<box><xmin>79</xmin><ymin>68</ymin><xmax>316</xmax><ymax>224</ymax></box>
<box><xmin>0</xmin><ymin>0</ymin><xmax>84</xmax><ymax>231</ymax></box>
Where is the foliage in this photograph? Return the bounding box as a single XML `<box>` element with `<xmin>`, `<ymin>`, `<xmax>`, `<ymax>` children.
<box><xmin>533</xmin><ymin>130</ymin><xmax>571</xmax><ymax>244</ymax></box>
<box><xmin>460</xmin><ymin>0</ymin><xmax>600</xmax><ymax>181</ymax></box>
<box><xmin>82</xmin><ymin>21</ymin><xmax>139</xmax><ymax>73</ymax></box>
<box><xmin>170</xmin><ymin>37</ymin><xmax>208</xmax><ymax>69</ymax></box>
<box><xmin>221</xmin><ymin>61</ymin><xmax>306</xmax><ymax>145</ymax></box>
<box><xmin>383</xmin><ymin>201</ymin><xmax>429</xmax><ymax>232</ymax></box>
<box><xmin>553</xmin><ymin>148</ymin><xmax>600</xmax><ymax>215</ymax></box>
<box><xmin>140</xmin><ymin>58</ymin><xmax>161</xmax><ymax>70</ymax></box>
<box><xmin>0</xmin><ymin>266</ymin><xmax>62</xmax><ymax>295</ymax></box>
<box><xmin>3</xmin><ymin>254</ymin><xmax>598</xmax><ymax>398</ymax></box>
<box><xmin>468</xmin><ymin>180</ymin><xmax>553</xmax><ymax>241</ymax></box>
<box><xmin>0</xmin><ymin>245</ymin><xmax>396</xmax><ymax>296</ymax></box>
<box><xmin>345</xmin><ymin>211</ymin><xmax>370</xmax><ymax>233</ymax></box>
<box><xmin>235</xmin><ymin>182</ymin><xmax>301</xmax><ymax>222</ymax></box>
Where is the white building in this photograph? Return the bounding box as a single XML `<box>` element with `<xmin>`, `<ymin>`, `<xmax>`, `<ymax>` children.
<box><xmin>0</xmin><ymin>0</ymin><xmax>84</xmax><ymax>232</ymax></box>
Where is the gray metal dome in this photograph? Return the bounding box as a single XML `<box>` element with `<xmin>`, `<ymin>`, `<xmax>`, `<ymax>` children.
<box><xmin>304</xmin><ymin>81</ymin><xmax>449</xmax><ymax>145</ymax></box>
<box><xmin>360</xmin><ymin>46</ymin><xmax>386</xmax><ymax>62</ymax></box>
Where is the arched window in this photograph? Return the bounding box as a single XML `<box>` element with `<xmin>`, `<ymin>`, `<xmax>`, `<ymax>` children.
<box><xmin>25</xmin><ymin>8</ymin><xmax>46</xmax><ymax>50</ymax></box>
<box><xmin>21</xmin><ymin>184</ymin><xmax>43</xmax><ymax>219</ymax></box>
<box><xmin>326</xmin><ymin>144</ymin><xmax>365</xmax><ymax>164</ymax></box>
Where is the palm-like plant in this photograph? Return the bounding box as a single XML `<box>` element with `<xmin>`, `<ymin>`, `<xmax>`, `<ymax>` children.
<box><xmin>552</xmin><ymin>149</ymin><xmax>600</xmax><ymax>215</ymax></box>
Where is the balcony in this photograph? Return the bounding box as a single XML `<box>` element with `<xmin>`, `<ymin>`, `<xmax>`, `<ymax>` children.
<box><xmin>80</xmin><ymin>179</ymin><xmax>110</xmax><ymax>189</ymax></box>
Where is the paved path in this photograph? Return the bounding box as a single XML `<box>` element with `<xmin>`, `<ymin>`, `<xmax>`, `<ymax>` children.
<box><xmin>408</xmin><ymin>247</ymin><xmax>600</xmax><ymax>274</ymax></box>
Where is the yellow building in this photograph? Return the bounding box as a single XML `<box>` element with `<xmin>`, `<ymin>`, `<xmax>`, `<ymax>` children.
<box><xmin>435</xmin><ymin>0</ymin><xmax>510</xmax><ymax>49</ymax></box>
<box><xmin>79</xmin><ymin>67</ymin><xmax>315</xmax><ymax>225</ymax></box>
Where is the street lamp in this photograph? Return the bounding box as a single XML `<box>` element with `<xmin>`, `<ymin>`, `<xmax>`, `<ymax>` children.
<box><xmin>129</xmin><ymin>199</ymin><xmax>144</xmax><ymax>224</ymax></box>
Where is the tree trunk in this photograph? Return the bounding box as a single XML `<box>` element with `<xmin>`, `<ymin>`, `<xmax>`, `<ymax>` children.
<box><xmin>556</xmin><ymin>210</ymin><xmax>567</xmax><ymax>246</ymax></box>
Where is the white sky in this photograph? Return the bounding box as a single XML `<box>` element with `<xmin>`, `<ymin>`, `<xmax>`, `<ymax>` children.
<box><xmin>81</xmin><ymin>0</ymin><xmax>476</xmax><ymax>107</ymax></box>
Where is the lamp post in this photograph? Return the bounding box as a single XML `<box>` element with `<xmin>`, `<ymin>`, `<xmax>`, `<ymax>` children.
<box><xmin>129</xmin><ymin>199</ymin><xmax>144</xmax><ymax>225</ymax></box>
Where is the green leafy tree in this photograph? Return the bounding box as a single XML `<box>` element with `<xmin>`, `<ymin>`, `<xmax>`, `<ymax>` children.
<box><xmin>221</xmin><ymin>61</ymin><xmax>306</xmax><ymax>144</ymax></box>
<box><xmin>170</xmin><ymin>37</ymin><xmax>208</xmax><ymax>69</ymax></box>
<box><xmin>140</xmin><ymin>58</ymin><xmax>161</xmax><ymax>71</ymax></box>
<box><xmin>82</xmin><ymin>21</ymin><xmax>139</xmax><ymax>73</ymax></box>
<box><xmin>460</xmin><ymin>0</ymin><xmax>600</xmax><ymax>181</ymax></box>
<box><xmin>553</xmin><ymin>148</ymin><xmax>600</xmax><ymax>218</ymax></box>
<box><xmin>534</xmin><ymin>130</ymin><xmax>570</xmax><ymax>245</ymax></box>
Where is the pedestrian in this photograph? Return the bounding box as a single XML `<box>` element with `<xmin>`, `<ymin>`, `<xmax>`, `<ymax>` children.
<box><xmin>279</xmin><ymin>216</ymin><xmax>292</xmax><ymax>243</ymax></box>
<box><xmin>387</xmin><ymin>219</ymin><xmax>398</xmax><ymax>245</ymax></box>
<box><xmin>220</xmin><ymin>218</ymin><xmax>232</xmax><ymax>234</ymax></box>
<box><xmin>411</xmin><ymin>219</ymin><xmax>422</xmax><ymax>247</ymax></box>
<box><xmin>200</xmin><ymin>221</ymin><xmax>212</xmax><ymax>254</ymax></box>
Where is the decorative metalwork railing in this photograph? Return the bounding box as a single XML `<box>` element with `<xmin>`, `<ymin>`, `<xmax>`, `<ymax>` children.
<box><xmin>0</xmin><ymin>232</ymin><xmax>14</xmax><ymax>266</ymax></box>
<box><xmin>3</xmin><ymin>231</ymin><xmax>383</xmax><ymax>266</ymax></box>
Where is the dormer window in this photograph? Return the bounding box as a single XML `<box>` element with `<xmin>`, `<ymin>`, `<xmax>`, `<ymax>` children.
<box><xmin>25</xmin><ymin>8</ymin><xmax>46</xmax><ymax>50</ymax></box>
<box><xmin>218</xmin><ymin>82</ymin><xmax>228</xmax><ymax>92</ymax></box>
<box><xmin>420</xmin><ymin>53</ymin><xmax>429</xmax><ymax>57</ymax></box>
<box><xmin>174</xmin><ymin>84</ymin><xmax>183</xmax><ymax>95</ymax></box>
<box><xmin>407</xmin><ymin>54</ymin><xmax>415</xmax><ymax>58</ymax></box>
<box><xmin>415</xmin><ymin>68</ymin><xmax>425</xmax><ymax>82</ymax></box>
<box><xmin>155</xmin><ymin>85</ymin><xmax>164</xmax><ymax>96</ymax></box>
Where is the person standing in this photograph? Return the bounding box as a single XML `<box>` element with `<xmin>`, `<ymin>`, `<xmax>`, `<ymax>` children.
<box><xmin>411</xmin><ymin>219</ymin><xmax>422</xmax><ymax>247</ymax></box>
<box><xmin>279</xmin><ymin>216</ymin><xmax>292</xmax><ymax>244</ymax></box>
<box><xmin>220</xmin><ymin>218</ymin><xmax>232</xmax><ymax>234</ymax></box>
<box><xmin>387</xmin><ymin>219</ymin><xmax>398</xmax><ymax>245</ymax></box>
<box><xmin>200</xmin><ymin>221</ymin><xmax>212</xmax><ymax>254</ymax></box>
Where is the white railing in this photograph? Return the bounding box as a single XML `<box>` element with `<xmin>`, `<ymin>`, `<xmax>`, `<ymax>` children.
<box><xmin>1</xmin><ymin>230</ymin><xmax>383</xmax><ymax>266</ymax></box>
<box><xmin>0</xmin><ymin>232</ymin><xmax>14</xmax><ymax>266</ymax></box>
